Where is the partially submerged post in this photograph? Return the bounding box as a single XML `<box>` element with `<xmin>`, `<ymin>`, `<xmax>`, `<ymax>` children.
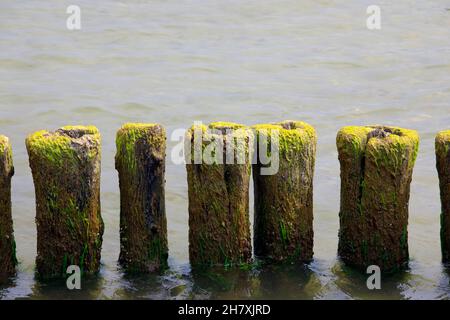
<box><xmin>26</xmin><ymin>126</ymin><xmax>103</xmax><ymax>278</ymax></box>
<box><xmin>0</xmin><ymin>135</ymin><xmax>17</xmax><ymax>281</ymax></box>
<box><xmin>337</xmin><ymin>125</ymin><xmax>419</xmax><ymax>272</ymax></box>
<box><xmin>186</xmin><ymin>122</ymin><xmax>252</xmax><ymax>266</ymax></box>
<box><xmin>116</xmin><ymin>123</ymin><xmax>168</xmax><ymax>273</ymax></box>
<box><xmin>252</xmin><ymin>121</ymin><xmax>317</xmax><ymax>263</ymax></box>
<box><xmin>436</xmin><ymin>130</ymin><xmax>450</xmax><ymax>262</ymax></box>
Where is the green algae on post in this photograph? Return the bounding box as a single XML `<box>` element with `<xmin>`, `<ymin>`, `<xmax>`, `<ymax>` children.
<box><xmin>0</xmin><ymin>135</ymin><xmax>17</xmax><ymax>282</ymax></box>
<box><xmin>252</xmin><ymin>120</ymin><xmax>317</xmax><ymax>263</ymax></box>
<box><xmin>436</xmin><ymin>130</ymin><xmax>450</xmax><ymax>262</ymax></box>
<box><xmin>186</xmin><ymin>122</ymin><xmax>252</xmax><ymax>267</ymax></box>
<box><xmin>337</xmin><ymin>125</ymin><xmax>419</xmax><ymax>273</ymax></box>
<box><xmin>25</xmin><ymin>126</ymin><xmax>103</xmax><ymax>279</ymax></box>
<box><xmin>115</xmin><ymin>123</ymin><xmax>168</xmax><ymax>273</ymax></box>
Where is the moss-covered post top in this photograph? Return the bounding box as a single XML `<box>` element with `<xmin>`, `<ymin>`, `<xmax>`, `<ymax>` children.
<box><xmin>25</xmin><ymin>125</ymin><xmax>101</xmax><ymax>166</ymax></box>
<box><xmin>117</xmin><ymin>123</ymin><xmax>163</xmax><ymax>132</ymax></box>
<box><xmin>209</xmin><ymin>121</ymin><xmax>246</xmax><ymax>131</ymax></box>
<box><xmin>251</xmin><ymin>121</ymin><xmax>316</xmax><ymax>169</ymax></box>
<box><xmin>186</xmin><ymin>121</ymin><xmax>250</xmax><ymax>138</ymax></box>
<box><xmin>185</xmin><ymin>121</ymin><xmax>253</xmax><ymax>166</ymax></box>
<box><xmin>252</xmin><ymin>120</ymin><xmax>316</xmax><ymax>144</ymax></box>
<box><xmin>116</xmin><ymin>123</ymin><xmax>166</xmax><ymax>172</ymax></box>
<box><xmin>436</xmin><ymin>130</ymin><xmax>450</xmax><ymax>156</ymax></box>
<box><xmin>0</xmin><ymin>135</ymin><xmax>11</xmax><ymax>152</ymax></box>
<box><xmin>252</xmin><ymin>120</ymin><xmax>315</xmax><ymax>135</ymax></box>
<box><xmin>0</xmin><ymin>135</ymin><xmax>13</xmax><ymax>174</ymax></box>
<box><xmin>116</xmin><ymin>123</ymin><xmax>165</xmax><ymax>147</ymax></box>
<box><xmin>337</xmin><ymin>125</ymin><xmax>419</xmax><ymax>163</ymax></box>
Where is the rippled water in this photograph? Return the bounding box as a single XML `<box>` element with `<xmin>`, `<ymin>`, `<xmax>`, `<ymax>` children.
<box><xmin>0</xmin><ymin>1</ymin><xmax>449</xmax><ymax>299</ymax></box>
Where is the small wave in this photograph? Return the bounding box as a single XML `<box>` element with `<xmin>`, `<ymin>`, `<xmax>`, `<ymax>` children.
<box><xmin>116</xmin><ymin>103</ymin><xmax>154</xmax><ymax>113</ymax></box>
<box><xmin>73</xmin><ymin>106</ymin><xmax>107</xmax><ymax>115</ymax></box>
<box><xmin>0</xmin><ymin>59</ymin><xmax>34</xmax><ymax>69</ymax></box>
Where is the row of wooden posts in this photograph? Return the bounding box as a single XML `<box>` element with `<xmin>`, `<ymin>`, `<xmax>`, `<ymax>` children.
<box><xmin>0</xmin><ymin>122</ymin><xmax>449</xmax><ymax>280</ymax></box>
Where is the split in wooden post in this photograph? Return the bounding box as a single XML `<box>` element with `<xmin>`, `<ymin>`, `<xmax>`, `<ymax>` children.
<box><xmin>337</xmin><ymin>125</ymin><xmax>419</xmax><ymax>273</ymax></box>
<box><xmin>186</xmin><ymin>122</ymin><xmax>252</xmax><ymax>267</ymax></box>
<box><xmin>436</xmin><ymin>130</ymin><xmax>450</xmax><ymax>262</ymax></box>
<box><xmin>252</xmin><ymin>120</ymin><xmax>317</xmax><ymax>263</ymax></box>
<box><xmin>25</xmin><ymin>126</ymin><xmax>103</xmax><ymax>279</ymax></box>
<box><xmin>0</xmin><ymin>135</ymin><xmax>17</xmax><ymax>281</ymax></box>
<box><xmin>116</xmin><ymin>123</ymin><xmax>168</xmax><ymax>273</ymax></box>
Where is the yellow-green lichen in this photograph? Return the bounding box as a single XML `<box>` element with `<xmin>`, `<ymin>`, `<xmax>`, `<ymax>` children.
<box><xmin>209</xmin><ymin>122</ymin><xmax>245</xmax><ymax>130</ymax></box>
<box><xmin>365</xmin><ymin>126</ymin><xmax>419</xmax><ymax>172</ymax></box>
<box><xmin>436</xmin><ymin>130</ymin><xmax>450</xmax><ymax>157</ymax></box>
<box><xmin>26</xmin><ymin>126</ymin><xmax>100</xmax><ymax>167</ymax></box>
<box><xmin>186</xmin><ymin>122</ymin><xmax>252</xmax><ymax>165</ymax></box>
<box><xmin>0</xmin><ymin>135</ymin><xmax>13</xmax><ymax>167</ymax></box>
<box><xmin>26</xmin><ymin>130</ymin><xmax>75</xmax><ymax>166</ymax></box>
<box><xmin>252</xmin><ymin>120</ymin><xmax>316</xmax><ymax>159</ymax></box>
<box><xmin>116</xmin><ymin>123</ymin><xmax>165</xmax><ymax>173</ymax></box>
<box><xmin>336</xmin><ymin>126</ymin><xmax>373</xmax><ymax>159</ymax></box>
<box><xmin>0</xmin><ymin>135</ymin><xmax>9</xmax><ymax>152</ymax></box>
<box><xmin>337</xmin><ymin>125</ymin><xmax>419</xmax><ymax>168</ymax></box>
<box><xmin>208</xmin><ymin>122</ymin><xmax>251</xmax><ymax>140</ymax></box>
<box><xmin>60</xmin><ymin>125</ymin><xmax>99</xmax><ymax>135</ymax></box>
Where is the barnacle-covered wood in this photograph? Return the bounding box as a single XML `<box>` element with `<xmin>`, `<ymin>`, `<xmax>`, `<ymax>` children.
<box><xmin>436</xmin><ymin>130</ymin><xmax>450</xmax><ymax>261</ymax></box>
<box><xmin>186</xmin><ymin>122</ymin><xmax>252</xmax><ymax>266</ymax></box>
<box><xmin>337</xmin><ymin>125</ymin><xmax>419</xmax><ymax>272</ymax></box>
<box><xmin>252</xmin><ymin>120</ymin><xmax>316</xmax><ymax>263</ymax></box>
<box><xmin>26</xmin><ymin>126</ymin><xmax>103</xmax><ymax>279</ymax></box>
<box><xmin>116</xmin><ymin>123</ymin><xmax>168</xmax><ymax>273</ymax></box>
<box><xmin>0</xmin><ymin>135</ymin><xmax>16</xmax><ymax>281</ymax></box>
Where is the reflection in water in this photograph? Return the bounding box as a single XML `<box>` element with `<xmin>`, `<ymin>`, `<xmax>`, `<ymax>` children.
<box><xmin>330</xmin><ymin>260</ymin><xmax>411</xmax><ymax>300</ymax></box>
<box><xmin>254</xmin><ymin>263</ymin><xmax>321</xmax><ymax>299</ymax></box>
<box><xmin>30</xmin><ymin>273</ymin><xmax>106</xmax><ymax>300</ymax></box>
<box><xmin>191</xmin><ymin>266</ymin><xmax>260</xmax><ymax>299</ymax></box>
<box><xmin>189</xmin><ymin>262</ymin><xmax>322</xmax><ymax>300</ymax></box>
<box><xmin>0</xmin><ymin>278</ymin><xmax>15</xmax><ymax>299</ymax></box>
<box><xmin>2</xmin><ymin>260</ymin><xmax>450</xmax><ymax>299</ymax></box>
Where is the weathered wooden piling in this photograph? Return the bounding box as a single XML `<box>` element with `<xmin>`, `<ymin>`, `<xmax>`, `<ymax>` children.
<box><xmin>186</xmin><ymin>122</ymin><xmax>252</xmax><ymax>266</ymax></box>
<box><xmin>252</xmin><ymin>121</ymin><xmax>317</xmax><ymax>263</ymax></box>
<box><xmin>0</xmin><ymin>135</ymin><xmax>17</xmax><ymax>281</ymax></box>
<box><xmin>337</xmin><ymin>125</ymin><xmax>419</xmax><ymax>272</ymax></box>
<box><xmin>436</xmin><ymin>130</ymin><xmax>450</xmax><ymax>262</ymax></box>
<box><xmin>26</xmin><ymin>126</ymin><xmax>103</xmax><ymax>278</ymax></box>
<box><xmin>115</xmin><ymin>123</ymin><xmax>168</xmax><ymax>273</ymax></box>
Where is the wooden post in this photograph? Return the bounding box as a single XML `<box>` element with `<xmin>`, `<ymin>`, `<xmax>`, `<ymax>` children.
<box><xmin>436</xmin><ymin>130</ymin><xmax>450</xmax><ymax>262</ymax></box>
<box><xmin>252</xmin><ymin>121</ymin><xmax>317</xmax><ymax>263</ymax></box>
<box><xmin>337</xmin><ymin>125</ymin><xmax>419</xmax><ymax>272</ymax></box>
<box><xmin>26</xmin><ymin>126</ymin><xmax>103</xmax><ymax>279</ymax></box>
<box><xmin>0</xmin><ymin>135</ymin><xmax>17</xmax><ymax>281</ymax></box>
<box><xmin>115</xmin><ymin>123</ymin><xmax>168</xmax><ymax>273</ymax></box>
<box><xmin>186</xmin><ymin>122</ymin><xmax>252</xmax><ymax>266</ymax></box>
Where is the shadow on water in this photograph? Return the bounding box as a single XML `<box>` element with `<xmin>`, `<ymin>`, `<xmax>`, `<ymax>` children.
<box><xmin>435</xmin><ymin>263</ymin><xmax>450</xmax><ymax>299</ymax></box>
<box><xmin>113</xmin><ymin>272</ymin><xmax>167</xmax><ymax>299</ymax></box>
<box><xmin>190</xmin><ymin>262</ymin><xmax>321</xmax><ymax>300</ymax></box>
<box><xmin>30</xmin><ymin>273</ymin><xmax>106</xmax><ymax>300</ymax></box>
<box><xmin>330</xmin><ymin>260</ymin><xmax>412</xmax><ymax>300</ymax></box>
<box><xmin>0</xmin><ymin>276</ymin><xmax>15</xmax><ymax>299</ymax></box>
<box><xmin>0</xmin><ymin>261</ymin><xmax>423</xmax><ymax>299</ymax></box>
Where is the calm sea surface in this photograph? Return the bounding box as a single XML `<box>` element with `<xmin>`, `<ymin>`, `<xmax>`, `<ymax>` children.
<box><xmin>0</xmin><ymin>1</ymin><xmax>449</xmax><ymax>299</ymax></box>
